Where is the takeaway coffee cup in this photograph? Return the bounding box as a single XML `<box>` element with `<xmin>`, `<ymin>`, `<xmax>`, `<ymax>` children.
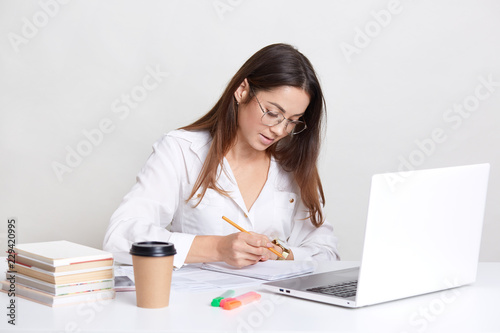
<box><xmin>130</xmin><ymin>241</ymin><xmax>176</xmax><ymax>308</ymax></box>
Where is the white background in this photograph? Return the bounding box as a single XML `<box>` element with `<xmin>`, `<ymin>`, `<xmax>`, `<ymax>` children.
<box><xmin>1</xmin><ymin>0</ymin><xmax>499</xmax><ymax>261</ymax></box>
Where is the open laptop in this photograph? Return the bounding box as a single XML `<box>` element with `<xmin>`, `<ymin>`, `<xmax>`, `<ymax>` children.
<box><xmin>262</xmin><ymin>163</ymin><xmax>490</xmax><ymax>308</ymax></box>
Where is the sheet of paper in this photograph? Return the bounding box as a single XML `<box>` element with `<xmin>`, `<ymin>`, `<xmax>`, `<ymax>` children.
<box><xmin>113</xmin><ymin>263</ymin><xmax>263</xmax><ymax>293</ymax></box>
<box><xmin>200</xmin><ymin>260</ymin><xmax>317</xmax><ymax>280</ymax></box>
<box><xmin>171</xmin><ymin>264</ymin><xmax>261</xmax><ymax>292</ymax></box>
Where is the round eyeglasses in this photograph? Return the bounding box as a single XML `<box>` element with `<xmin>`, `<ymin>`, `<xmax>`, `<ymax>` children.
<box><xmin>252</xmin><ymin>90</ymin><xmax>307</xmax><ymax>135</ymax></box>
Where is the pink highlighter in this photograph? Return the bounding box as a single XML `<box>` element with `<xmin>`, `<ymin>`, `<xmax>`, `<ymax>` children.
<box><xmin>220</xmin><ymin>291</ymin><xmax>261</xmax><ymax>310</ymax></box>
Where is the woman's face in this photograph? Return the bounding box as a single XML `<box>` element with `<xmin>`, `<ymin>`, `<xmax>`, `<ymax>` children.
<box><xmin>235</xmin><ymin>84</ymin><xmax>310</xmax><ymax>152</ymax></box>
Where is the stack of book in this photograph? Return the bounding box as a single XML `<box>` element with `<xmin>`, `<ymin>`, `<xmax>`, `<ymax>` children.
<box><xmin>2</xmin><ymin>240</ymin><xmax>115</xmax><ymax>307</ymax></box>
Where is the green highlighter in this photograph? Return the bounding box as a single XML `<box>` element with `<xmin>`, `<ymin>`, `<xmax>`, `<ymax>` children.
<box><xmin>211</xmin><ymin>290</ymin><xmax>236</xmax><ymax>307</ymax></box>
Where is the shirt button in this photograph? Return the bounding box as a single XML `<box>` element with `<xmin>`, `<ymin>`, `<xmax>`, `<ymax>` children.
<box><xmin>244</xmin><ymin>213</ymin><xmax>248</xmax><ymax>218</ymax></box>
<box><xmin>289</xmin><ymin>198</ymin><xmax>294</xmax><ymax>203</ymax></box>
<box><xmin>196</xmin><ymin>193</ymin><xmax>201</xmax><ymax>198</ymax></box>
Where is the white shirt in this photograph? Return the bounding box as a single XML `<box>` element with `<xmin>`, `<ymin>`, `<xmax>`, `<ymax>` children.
<box><xmin>103</xmin><ymin>129</ymin><xmax>340</xmax><ymax>268</ymax></box>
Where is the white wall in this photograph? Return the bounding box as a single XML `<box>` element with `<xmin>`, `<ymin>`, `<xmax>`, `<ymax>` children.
<box><xmin>1</xmin><ymin>0</ymin><xmax>499</xmax><ymax>261</ymax></box>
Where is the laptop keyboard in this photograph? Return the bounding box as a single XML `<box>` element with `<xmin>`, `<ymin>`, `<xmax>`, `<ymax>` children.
<box><xmin>306</xmin><ymin>280</ymin><xmax>358</xmax><ymax>298</ymax></box>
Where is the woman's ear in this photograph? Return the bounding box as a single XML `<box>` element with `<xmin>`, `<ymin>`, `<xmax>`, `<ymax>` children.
<box><xmin>234</xmin><ymin>78</ymin><xmax>250</xmax><ymax>104</ymax></box>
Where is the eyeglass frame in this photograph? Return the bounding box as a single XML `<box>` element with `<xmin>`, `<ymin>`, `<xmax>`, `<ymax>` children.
<box><xmin>250</xmin><ymin>87</ymin><xmax>307</xmax><ymax>135</ymax></box>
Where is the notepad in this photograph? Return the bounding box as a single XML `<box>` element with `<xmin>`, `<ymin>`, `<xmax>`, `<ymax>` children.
<box><xmin>200</xmin><ymin>261</ymin><xmax>316</xmax><ymax>281</ymax></box>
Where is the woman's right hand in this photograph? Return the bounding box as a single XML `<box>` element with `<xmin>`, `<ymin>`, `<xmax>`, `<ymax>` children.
<box><xmin>217</xmin><ymin>232</ymin><xmax>275</xmax><ymax>268</ymax></box>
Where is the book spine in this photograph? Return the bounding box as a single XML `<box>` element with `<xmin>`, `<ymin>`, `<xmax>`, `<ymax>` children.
<box><xmin>12</xmin><ymin>265</ymin><xmax>114</xmax><ymax>284</ymax></box>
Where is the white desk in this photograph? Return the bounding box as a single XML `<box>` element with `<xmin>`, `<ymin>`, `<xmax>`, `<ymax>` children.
<box><xmin>1</xmin><ymin>262</ymin><xmax>499</xmax><ymax>333</ymax></box>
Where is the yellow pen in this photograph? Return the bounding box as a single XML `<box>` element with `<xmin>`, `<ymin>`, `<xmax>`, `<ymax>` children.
<box><xmin>221</xmin><ymin>216</ymin><xmax>285</xmax><ymax>259</ymax></box>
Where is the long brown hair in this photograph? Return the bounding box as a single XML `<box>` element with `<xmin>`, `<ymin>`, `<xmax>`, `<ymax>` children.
<box><xmin>180</xmin><ymin>43</ymin><xmax>326</xmax><ymax>227</ymax></box>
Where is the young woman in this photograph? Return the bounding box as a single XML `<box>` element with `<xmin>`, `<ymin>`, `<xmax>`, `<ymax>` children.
<box><xmin>103</xmin><ymin>43</ymin><xmax>339</xmax><ymax>268</ymax></box>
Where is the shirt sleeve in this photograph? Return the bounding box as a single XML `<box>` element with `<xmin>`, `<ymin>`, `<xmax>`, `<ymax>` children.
<box><xmin>102</xmin><ymin>134</ymin><xmax>195</xmax><ymax>268</ymax></box>
<box><xmin>287</xmin><ymin>198</ymin><xmax>341</xmax><ymax>261</ymax></box>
